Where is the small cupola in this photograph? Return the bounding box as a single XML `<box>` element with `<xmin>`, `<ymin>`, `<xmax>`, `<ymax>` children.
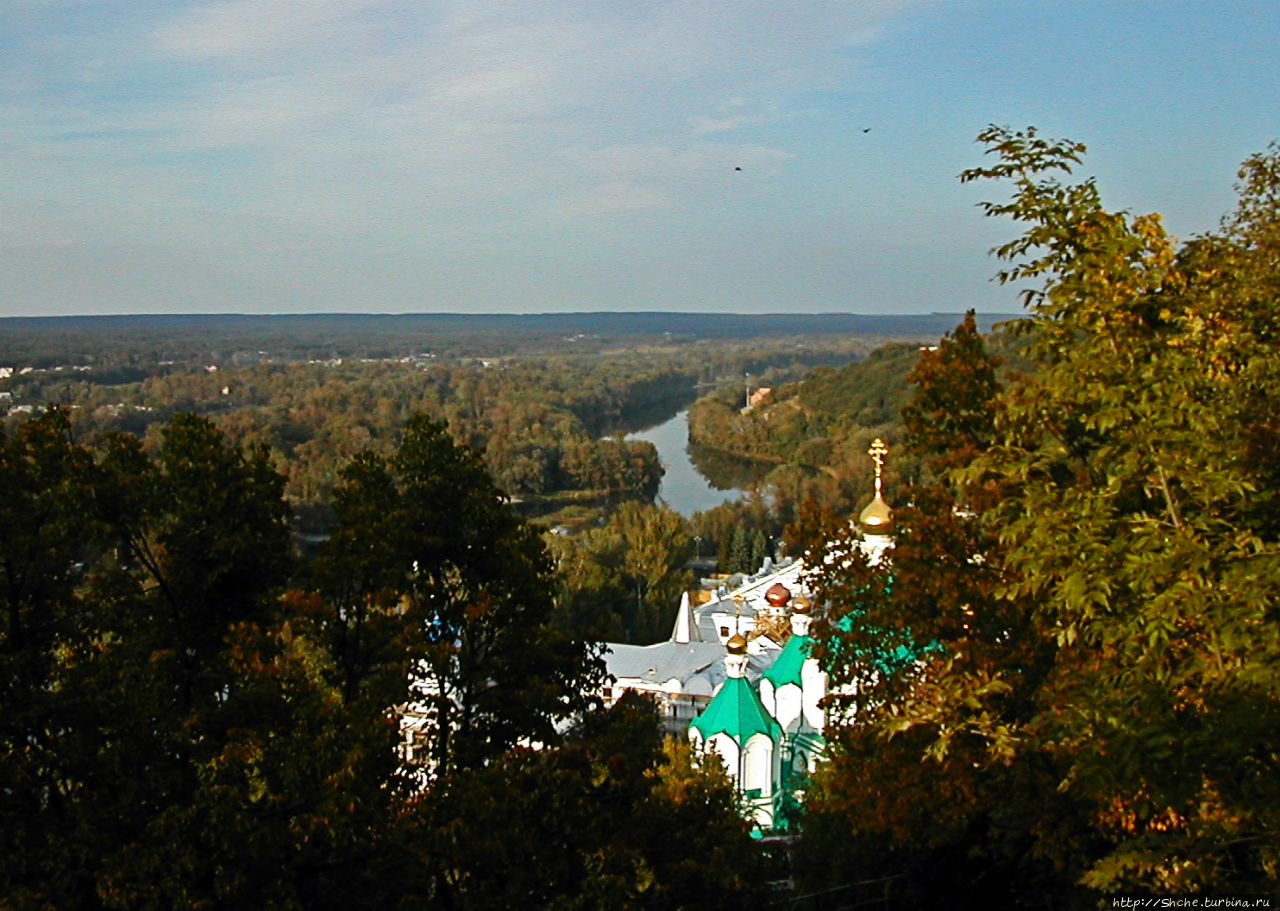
<box><xmin>790</xmin><ymin>595</ymin><xmax>813</xmax><ymax>637</ymax></box>
<box><xmin>858</xmin><ymin>438</ymin><xmax>893</xmax><ymax>533</ymax></box>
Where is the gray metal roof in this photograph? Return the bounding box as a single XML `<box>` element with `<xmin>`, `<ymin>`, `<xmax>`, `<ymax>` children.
<box><xmin>605</xmin><ymin>640</ymin><xmax>725</xmax><ymax>686</ymax></box>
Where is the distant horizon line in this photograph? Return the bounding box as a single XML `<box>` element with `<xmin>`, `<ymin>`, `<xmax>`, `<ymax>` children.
<box><xmin>1</xmin><ymin>309</ymin><xmax>1023</xmax><ymax>321</ymax></box>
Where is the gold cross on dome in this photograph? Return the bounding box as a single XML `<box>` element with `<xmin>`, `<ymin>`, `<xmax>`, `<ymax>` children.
<box><xmin>868</xmin><ymin>438</ymin><xmax>888</xmax><ymax>495</ymax></box>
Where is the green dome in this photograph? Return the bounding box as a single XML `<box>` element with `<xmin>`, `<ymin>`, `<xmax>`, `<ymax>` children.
<box><xmin>690</xmin><ymin>676</ymin><xmax>779</xmax><ymax>745</ymax></box>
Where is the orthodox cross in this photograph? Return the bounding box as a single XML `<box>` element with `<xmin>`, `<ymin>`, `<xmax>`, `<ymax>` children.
<box><xmin>868</xmin><ymin>438</ymin><xmax>888</xmax><ymax>497</ymax></box>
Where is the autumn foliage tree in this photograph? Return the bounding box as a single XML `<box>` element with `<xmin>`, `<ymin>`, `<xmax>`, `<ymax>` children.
<box><xmin>801</xmin><ymin>128</ymin><xmax>1280</xmax><ymax>902</ymax></box>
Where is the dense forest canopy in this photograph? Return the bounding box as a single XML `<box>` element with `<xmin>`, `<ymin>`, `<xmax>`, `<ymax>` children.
<box><xmin>2</xmin><ymin>314</ymin><xmax>968</xmax><ymax>559</ymax></box>
<box><xmin>796</xmin><ymin>129</ymin><xmax>1280</xmax><ymax>905</ymax></box>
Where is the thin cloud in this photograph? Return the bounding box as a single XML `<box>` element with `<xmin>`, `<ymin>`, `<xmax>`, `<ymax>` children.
<box><xmin>554</xmin><ymin>180</ymin><xmax>672</xmax><ymax>218</ymax></box>
<box><xmin>153</xmin><ymin>0</ymin><xmax>381</xmax><ymax>60</ymax></box>
<box><xmin>0</xmin><ymin>0</ymin><xmax>1010</xmax><ymax>315</ymax></box>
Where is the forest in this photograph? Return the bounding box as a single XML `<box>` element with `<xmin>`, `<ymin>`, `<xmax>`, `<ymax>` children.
<box><xmin>4</xmin><ymin>129</ymin><xmax>1280</xmax><ymax>907</ymax></box>
<box><xmin>2</xmin><ymin>313</ymin><xmax>947</xmax><ymax>645</ymax></box>
<box><xmin>0</xmin><ymin>313</ymin><xmax>946</xmax><ymax>528</ymax></box>
<box><xmin>0</xmin><ymin>408</ymin><xmax>771</xmax><ymax>908</ymax></box>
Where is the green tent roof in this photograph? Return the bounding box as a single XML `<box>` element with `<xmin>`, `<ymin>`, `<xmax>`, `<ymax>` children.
<box><xmin>690</xmin><ymin>675</ymin><xmax>780</xmax><ymax>744</ymax></box>
<box><xmin>761</xmin><ymin>633</ymin><xmax>810</xmax><ymax>689</ymax></box>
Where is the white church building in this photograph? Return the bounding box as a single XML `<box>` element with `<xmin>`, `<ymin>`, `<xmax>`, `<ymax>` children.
<box><xmin>602</xmin><ymin>438</ymin><xmax>896</xmax><ymax>832</ymax></box>
<box><xmin>603</xmin><ymin>557</ymin><xmax>822</xmax><ymax>831</ymax></box>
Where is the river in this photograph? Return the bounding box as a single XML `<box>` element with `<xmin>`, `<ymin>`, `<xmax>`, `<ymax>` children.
<box><xmin>625</xmin><ymin>410</ymin><xmax>749</xmax><ymax>517</ymax></box>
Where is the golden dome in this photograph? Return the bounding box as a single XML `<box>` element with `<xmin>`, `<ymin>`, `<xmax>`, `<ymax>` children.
<box><xmin>858</xmin><ymin>493</ymin><xmax>893</xmax><ymax>531</ymax></box>
<box><xmin>792</xmin><ymin>596</ymin><xmax>811</xmax><ymax>615</ymax></box>
<box><xmin>726</xmin><ymin>633</ymin><xmax>748</xmax><ymax>654</ymax></box>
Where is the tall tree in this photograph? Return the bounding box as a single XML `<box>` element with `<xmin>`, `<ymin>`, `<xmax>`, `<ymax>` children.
<box><xmin>899</xmin><ymin>309</ymin><xmax>1001</xmax><ymax>474</ymax></box>
<box><xmin>0</xmin><ymin>409</ymin><xmax>102</xmax><ymax>906</ymax></box>
<box><xmin>797</xmin><ymin>311</ymin><xmax>1088</xmax><ymax>908</ymax></box>
<box><xmin>315</xmin><ymin>414</ymin><xmax>606</xmax><ymax>777</ymax></box>
<box><xmin>613</xmin><ymin>501</ymin><xmax>693</xmax><ymax>643</ymax></box>
<box><xmin>803</xmin><ymin>128</ymin><xmax>1280</xmax><ymax>901</ymax></box>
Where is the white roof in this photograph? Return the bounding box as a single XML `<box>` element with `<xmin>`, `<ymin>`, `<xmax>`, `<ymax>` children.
<box><xmin>605</xmin><ymin>640</ymin><xmax>725</xmax><ymax>689</ymax></box>
<box><xmin>603</xmin><ymin>557</ymin><xmax>805</xmax><ymax>697</ymax></box>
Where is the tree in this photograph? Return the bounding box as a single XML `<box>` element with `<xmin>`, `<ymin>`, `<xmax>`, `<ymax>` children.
<box><xmin>408</xmin><ymin>693</ymin><xmax>768</xmax><ymax>910</ymax></box>
<box><xmin>0</xmin><ymin>409</ymin><xmax>103</xmax><ymax>906</ymax></box>
<box><xmin>551</xmin><ymin>502</ymin><xmax>694</xmax><ymax>644</ymax></box>
<box><xmin>1</xmin><ymin>411</ymin><xmax>402</xmax><ymax>909</ymax></box>
<box><xmin>797</xmin><ymin>316</ymin><xmax>1090</xmax><ymax>908</ymax></box>
<box><xmin>899</xmin><ymin>309</ymin><xmax>1001</xmax><ymax>474</ymax></box>
<box><xmin>314</xmin><ymin>414</ymin><xmax>606</xmax><ymax>777</ymax></box>
<box><xmin>613</xmin><ymin>501</ymin><xmax>694</xmax><ymax>643</ymax></box>
<box><xmin>546</xmin><ymin>527</ymin><xmax>629</xmax><ymax>641</ymax></box>
<box><xmin>803</xmin><ymin>128</ymin><xmax>1280</xmax><ymax>901</ymax></box>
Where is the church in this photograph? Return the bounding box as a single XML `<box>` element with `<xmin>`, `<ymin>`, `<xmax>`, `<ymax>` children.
<box><xmin>603</xmin><ymin>438</ymin><xmax>895</xmax><ymax>832</ymax></box>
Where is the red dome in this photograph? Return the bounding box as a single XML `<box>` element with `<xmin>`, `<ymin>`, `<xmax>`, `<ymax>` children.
<box><xmin>765</xmin><ymin>582</ymin><xmax>791</xmax><ymax>607</ymax></box>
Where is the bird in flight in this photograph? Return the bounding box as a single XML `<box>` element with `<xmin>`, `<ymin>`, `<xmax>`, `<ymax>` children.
<box><xmin>735</xmin><ymin>166</ymin><xmax>742</xmax><ymax>171</ymax></box>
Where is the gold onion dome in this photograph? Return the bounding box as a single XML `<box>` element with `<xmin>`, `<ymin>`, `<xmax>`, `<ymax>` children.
<box><xmin>859</xmin><ymin>494</ymin><xmax>893</xmax><ymax>531</ymax></box>
<box><xmin>792</xmin><ymin>595</ymin><xmax>811</xmax><ymax>614</ymax></box>
<box><xmin>859</xmin><ymin>437</ymin><xmax>893</xmax><ymax>532</ymax></box>
<box><xmin>726</xmin><ymin>633</ymin><xmax>748</xmax><ymax>654</ymax></box>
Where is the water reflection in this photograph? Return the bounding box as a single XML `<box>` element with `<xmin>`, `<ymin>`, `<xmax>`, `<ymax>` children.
<box><xmin>687</xmin><ymin>440</ymin><xmax>773</xmax><ymax>491</ymax></box>
<box><xmin>626</xmin><ymin>411</ymin><xmax>767</xmax><ymax>517</ymax></box>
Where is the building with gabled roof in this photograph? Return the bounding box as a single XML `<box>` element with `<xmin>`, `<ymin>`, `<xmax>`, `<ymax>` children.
<box><xmin>603</xmin><ymin>581</ymin><xmax>786</xmax><ymax>734</ymax></box>
<box><xmin>689</xmin><ymin>632</ymin><xmax>782</xmax><ymax>827</ymax></box>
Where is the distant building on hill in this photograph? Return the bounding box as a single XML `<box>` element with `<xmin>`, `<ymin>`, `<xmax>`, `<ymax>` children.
<box><xmin>744</xmin><ymin>386</ymin><xmax>772</xmax><ymax>411</ymax></box>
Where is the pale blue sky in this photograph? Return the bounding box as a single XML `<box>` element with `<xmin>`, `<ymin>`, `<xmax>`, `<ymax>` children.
<box><xmin>2</xmin><ymin>1</ymin><xmax>1276</xmax><ymax>317</ymax></box>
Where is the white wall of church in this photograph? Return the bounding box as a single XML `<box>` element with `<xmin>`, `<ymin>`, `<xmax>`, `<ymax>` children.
<box><xmin>772</xmin><ymin>684</ymin><xmax>804</xmax><ymax>734</ymax></box>
<box><xmin>705</xmin><ymin>732</ymin><xmax>741</xmax><ymax>786</ymax></box>
<box><xmin>801</xmin><ymin>661</ymin><xmax>826</xmax><ymax>731</ymax></box>
<box><xmin>742</xmin><ymin>734</ymin><xmax>773</xmax><ymax>797</ymax></box>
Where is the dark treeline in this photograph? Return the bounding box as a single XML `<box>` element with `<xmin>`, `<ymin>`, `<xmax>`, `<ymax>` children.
<box><xmin>0</xmin><ymin>310</ymin><xmax>1002</xmax><ymax>367</ymax></box>
<box><xmin>0</xmin><ymin>409</ymin><xmax>767</xmax><ymax>909</ymax></box>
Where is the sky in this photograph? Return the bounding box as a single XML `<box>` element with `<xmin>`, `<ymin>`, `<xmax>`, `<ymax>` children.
<box><xmin>2</xmin><ymin>1</ymin><xmax>1278</xmax><ymax>318</ymax></box>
